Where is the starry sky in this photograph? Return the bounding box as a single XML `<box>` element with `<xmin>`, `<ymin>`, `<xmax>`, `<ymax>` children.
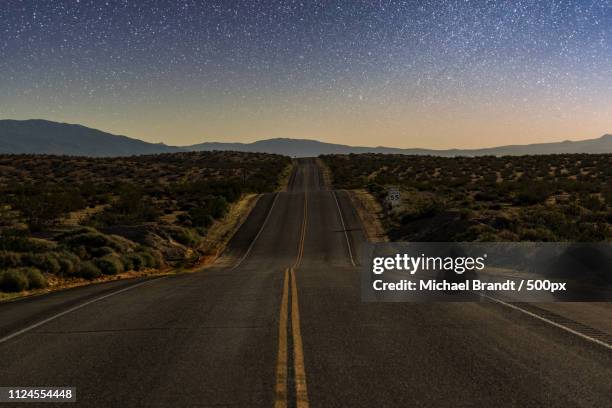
<box><xmin>1</xmin><ymin>0</ymin><xmax>610</xmax><ymax>148</ymax></box>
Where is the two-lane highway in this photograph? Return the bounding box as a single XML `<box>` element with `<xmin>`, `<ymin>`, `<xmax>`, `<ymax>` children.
<box><xmin>1</xmin><ymin>158</ymin><xmax>611</xmax><ymax>407</ymax></box>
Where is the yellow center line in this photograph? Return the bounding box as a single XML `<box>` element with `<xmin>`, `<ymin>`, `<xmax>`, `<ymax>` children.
<box><xmin>290</xmin><ymin>267</ymin><xmax>310</xmax><ymax>408</ymax></box>
<box><xmin>274</xmin><ymin>268</ymin><xmax>290</xmax><ymax>408</ymax></box>
<box><xmin>275</xmin><ymin>190</ymin><xmax>310</xmax><ymax>407</ymax></box>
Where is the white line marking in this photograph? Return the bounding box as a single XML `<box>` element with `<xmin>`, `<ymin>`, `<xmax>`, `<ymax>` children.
<box><xmin>0</xmin><ymin>278</ymin><xmax>164</xmax><ymax>345</ymax></box>
<box><xmin>231</xmin><ymin>192</ymin><xmax>279</xmax><ymax>270</ymax></box>
<box><xmin>483</xmin><ymin>294</ymin><xmax>612</xmax><ymax>351</ymax></box>
<box><xmin>332</xmin><ymin>190</ymin><xmax>356</xmax><ymax>267</ymax></box>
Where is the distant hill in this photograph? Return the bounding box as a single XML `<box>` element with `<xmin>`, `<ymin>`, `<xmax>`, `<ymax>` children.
<box><xmin>187</xmin><ymin>135</ymin><xmax>612</xmax><ymax>157</ymax></box>
<box><xmin>0</xmin><ymin>119</ymin><xmax>181</xmax><ymax>156</ymax></box>
<box><xmin>187</xmin><ymin>138</ymin><xmax>370</xmax><ymax>156</ymax></box>
<box><xmin>0</xmin><ymin>119</ymin><xmax>610</xmax><ymax>157</ymax></box>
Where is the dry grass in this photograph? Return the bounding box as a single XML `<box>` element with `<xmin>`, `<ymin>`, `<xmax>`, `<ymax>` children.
<box><xmin>0</xmin><ymin>151</ymin><xmax>291</xmax><ymax>298</ymax></box>
<box><xmin>276</xmin><ymin>163</ymin><xmax>295</xmax><ymax>192</ymax></box>
<box><xmin>62</xmin><ymin>204</ymin><xmax>109</xmax><ymax>226</ymax></box>
<box><xmin>316</xmin><ymin>158</ymin><xmax>333</xmax><ymax>188</ymax></box>
<box><xmin>323</xmin><ymin>153</ymin><xmax>612</xmax><ymax>241</ymax></box>
<box><xmin>196</xmin><ymin>193</ymin><xmax>260</xmax><ymax>267</ymax></box>
<box><xmin>348</xmin><ymin>189</ymin><xmax>388</xmax><ymax>242</ymax></box>
<box><xmin>0</xmin><ymin>194</ymin><xmax>263</xmax><ymax>302</ymax></box>
<box><xmin>0</xmin><ymin>267</ymin><xmax>173</xmax><ymax>303</ymax></box>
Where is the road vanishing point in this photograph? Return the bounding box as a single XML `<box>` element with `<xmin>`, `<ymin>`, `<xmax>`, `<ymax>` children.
<box><xmin>1</xmin><ymin>159</ymin><xmax>611</xmax><ymax>407</ymax></box>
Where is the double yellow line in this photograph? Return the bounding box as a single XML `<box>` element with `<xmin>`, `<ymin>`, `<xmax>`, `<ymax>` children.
<box><xmin>275</xmin><ymin>193</ymin><xmax>309</xmax><ymax>408</ymax></box>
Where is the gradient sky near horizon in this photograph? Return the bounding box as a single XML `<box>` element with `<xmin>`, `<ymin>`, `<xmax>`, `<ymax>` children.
<box><xmin>1</xmin><ymin>0</ymin><xmax>610</xmax><ymax>148</ymax></box>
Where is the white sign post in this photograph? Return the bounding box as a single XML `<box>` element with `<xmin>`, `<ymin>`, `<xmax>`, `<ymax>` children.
<box><xmin>386</xmin><ymin>186</ymin><xmax>401</xmax><ymax>207</ymax></box>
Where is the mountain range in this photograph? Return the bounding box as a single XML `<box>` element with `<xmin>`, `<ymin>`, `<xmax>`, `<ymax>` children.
<box><xmin>1</xmin><ymin>119</ymin><xmax>611</xmax><ymax>157</ymax></box>
<box><xmin>0</xmin><ymin>119</ymin><xmax>178</xmax><ymax>156</ymax></box>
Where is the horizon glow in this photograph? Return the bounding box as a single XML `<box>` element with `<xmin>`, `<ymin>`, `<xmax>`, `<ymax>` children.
<box><xmin>1</xmin><ymin>1</ymin><xmax>610</xmax><ymax>149</ymax></box>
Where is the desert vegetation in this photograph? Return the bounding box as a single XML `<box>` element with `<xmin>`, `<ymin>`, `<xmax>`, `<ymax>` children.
<box><xmin>0</xmin><ymin>151</ymin><xmax>290</xmax><ymax>293</ymax></box>
<box><xmin>321</xmin><ymin>153</ymin><xmax>612</xmax><ymax>242</ymax></box>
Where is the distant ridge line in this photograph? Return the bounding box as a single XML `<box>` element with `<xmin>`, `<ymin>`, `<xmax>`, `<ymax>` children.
<box><xmin>0</xmin><ymin>119</ymin><xmax>610</xmax><ymax>157</ymax></box>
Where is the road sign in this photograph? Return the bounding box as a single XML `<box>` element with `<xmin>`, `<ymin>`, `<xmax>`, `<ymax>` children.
<box><xmin>386</xmin><ymin>186</ymin><xmax>401</xmax><ymax>206</ymax></box>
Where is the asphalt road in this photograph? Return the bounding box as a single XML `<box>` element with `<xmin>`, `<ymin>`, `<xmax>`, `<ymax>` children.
<box><xmin>0</xmin><ymin>158</ymin><xmax>611</xmax><ymax>407</ymax></box>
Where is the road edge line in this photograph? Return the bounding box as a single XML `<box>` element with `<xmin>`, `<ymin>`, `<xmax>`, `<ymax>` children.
<box><xmin>0</xmin><ymin>277</ymin><xmax>165</xmax><ymax>345</ymax></box>
<box><xmin>231</xmin><ymin>192</ymin><xmax>279</xmax><ymax>270</ymax></box>
<box><xmin>332</xmin><ymin>190</ymin><xmax>356</xmax><ymax>267</ymax></box>
<box><xmin>483</xmin><ymin>295</ymin><xmax>612</xmax><ymax>351</ymax></box>
<box><xmin>292</xmin><ymin>192</ymin><xmax>308</xmax><ymax>269</ymax></box>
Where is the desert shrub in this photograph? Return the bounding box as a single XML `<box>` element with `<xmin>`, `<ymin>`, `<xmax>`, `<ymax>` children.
<box><xmin>176</xmin><ymin>213</ymin><xmax>192</xmax><ymax>225</ymax></box>
<box><xmin>489</xmin><ymin>214</ymin><xmax>514</xmax><ymax>230</ymax></box>
<box><xmin>576</xmin><ymin>223</ymin><xmax>608</xmax><ymax>242</ymax></box>
<box><xmin>89</xmin><ymin>246</ymin><xmax>115</xmax><ymax>257</ymax></box>
<box><xmin>400</xmin><ymin>201</ymin><xmax>445</xmax><ymax>223</ymax></box>
<box><xmin>0</xmin><ymin>231</ymin><xmax>29</xmax><ymax>252</ymax></box>
<box><xmin>70</xmin><ymin>245</ymin><xmax>89</xmax><ymax>261</ymax></box>
<box><xmin>61</xmin><ymin>229</ymin><xmax>133</xmax><ymax>254</ymax></box>
<box><xmin>22</xmin><ymin>253</ymin><xmax>61</xmax><ymax>274</ymax></box>
<box><xmin>164</xmin><ymin>226</ymin><xmax>201</xmax><ymax>246</ymax></box>
<box><xmin>474</xmin><ymin>191</ymin><xmax>498</xmax><ymax>202</ymax></box>
<box><xmin>150</xmin><ymin>249</ymin><xmax>164</xmax><ymax>267</ymax></box>
<box><xmin>495</xmin><ymin>230</ymin><xmax>520</xmax><ymax>241</ymax></box>
<box><xmin>138</xmin><ymin>251</ymin><xmax>156</xmax><ymax>268</ymax></box>
<box><xmin>57</xmin><ymin>227</ymin><xmax>97</xmax><ymax>238</ymax></box>
<box><xmin>62</xmin><ymin>231</ymin><xmax>111</xmax><ymax>249</ymax></box>
<box><xmin>457</xmin><ymin>224</ymin><xmax>497</xmax><ymax>241</ymax></box>
<box><xmin>93</xmin><ymin>256</ymin><xmax>124</xmax><ymax>275</ymax></box>
<box><xmin>582</xmin><ymin>195</ymin><xmax>605</xmax><ymax>212</ymax></box>
<box><xmin>603</xmin><ymin>186</ymin><xmax>612</xmax><ymax>205</ymax></box>
<box><xmin>56</xmin><ymin>251</ymin><xmax>81</xmax><ymax>275</ymax></box>
<box><xmin>23</xmin><ymin>267</ymin><xmax>47</xmax><ymax>289</ymax></box>
<box><xmin>0</xmin><ymin>232</ymin><xmax>55</xmax><ymax>253</ymax></box>
<box><xmin>0</xmin><ymin>269</ymin><xmax>28</xmax><ymax>292</ymax></box>
<box><xmin>138</xmin><ymin>250</ymin><xmax>163</xmax><ymax>268</ymax></box>
<box><xmin>187</xmin><ymin>208</ymin><xmax>214</xmax><ymax>228</ymax></box>
<box><xmin>62</xmin><ymin>231</ymin><xmax>110</xmax><ymax>250</ymax></box>
<box><xmin>0</xmin><ymin>251</ymin><xmax>22</xmax><ymax>268</ymax></box>
<box><xmin>564</xmin><ymin>203</ymin><xmax>583</xmax><ymax>217</ymax></box>
<box><xmin>515</xmin><ymin>183</ymin><xmax>552</xmax><ymax>205</ymax></box>
<box><xmin>204</xmin><ymin>196</ymin><xmax>229</xmax><ymax>219</ymax></box>
<box><xmin>57</xmin><ymin>257</ymin><xmax>76</xmax><ymax>275</ymax></box>
<box><xmin>322</xmin><ymin>153</ymin><xmax>612</xmax><ymax>241</ymax></box>
<box><xmin>25</xmin><ymin>238</ymin><xmax>56</xmax><ymax>252</ymax></box>
<box><xmin>75</xmin><ymin>261</ymin><xmax>102</xmax><ymax>280</ymax></box>
<box><xmin>105</xmin><ymin>234</ymin><xmax>135</xmax><ymax>253</ymax></box>
<box><xmin>518</xmin><ymin>227</ymin><xmax>557</xmax><ymax>241</ymax></box>
<box><xmin>366</xmin><ymin>182</ymin><xmax>385</xmax><ymax>197</ymax></box>
<box><xmin>121</xmin><ymin>255</ymin><xmax>134</xmax><ymax>271</ymax></box>
<box><xmin>125</xmin><ymin>253</ymin><xmax>145</xmax><ymax>271</ymax></box>
<box><xmin>90</xmin><ymin>186</ymin><xmax>161</xmax><ymax>226</ymax></box>
<box><xmin>11</xmin><ymin>184</ymin><xmax>86</xmax><ymax>231</ymax></box>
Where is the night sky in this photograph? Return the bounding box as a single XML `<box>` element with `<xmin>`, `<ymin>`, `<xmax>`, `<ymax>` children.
<box><xmin>1</xmin><ymin>1</ymin><xmax>610</xmax><ymax>148</ymax></box>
